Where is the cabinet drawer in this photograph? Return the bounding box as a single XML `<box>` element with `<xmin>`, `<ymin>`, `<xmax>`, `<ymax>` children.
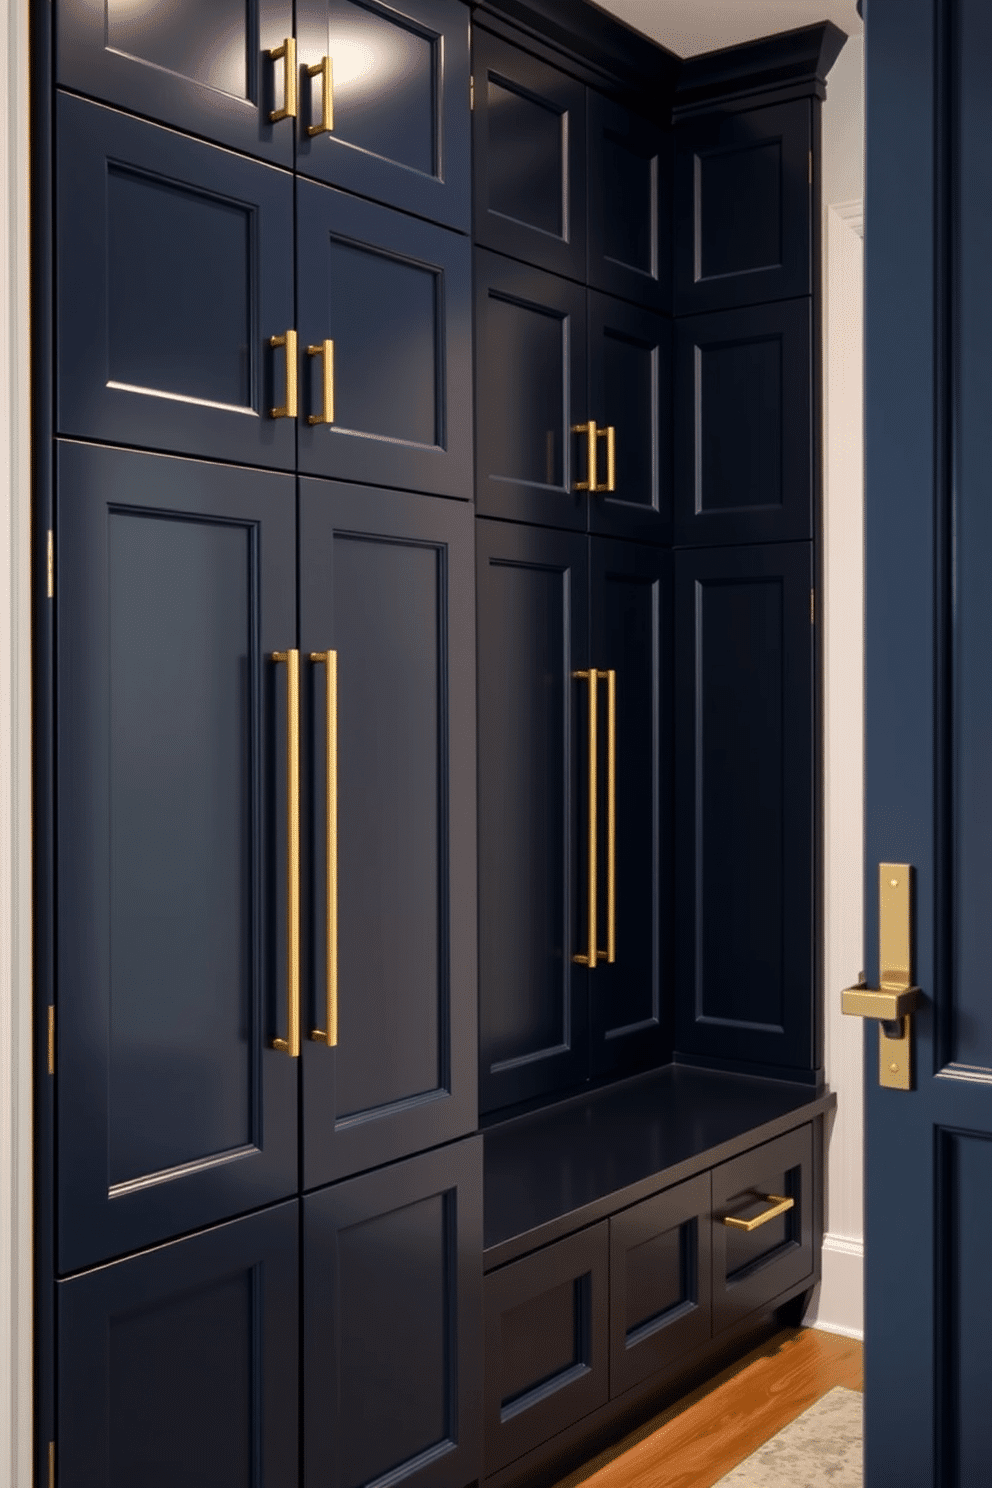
<box><xmin>484</xmin><ymin>1224</ymin><xmax>608</xmax><ymax>1475</ymax></box>
<box><xmin>712</xmin><ymin>1125</ymin><xmax>813</xmax><ymax>1333</ymax></box>
<box><xmin>609</xmin><ymin>1171</ymin><xmax>711</xmax><ymax>1397</ymax></box>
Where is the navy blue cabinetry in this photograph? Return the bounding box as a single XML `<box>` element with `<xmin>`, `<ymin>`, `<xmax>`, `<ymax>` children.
<box><xmin>587</xmin><ymin>91</ymin><xmax>672</xmax><ymax>314</ymax></box>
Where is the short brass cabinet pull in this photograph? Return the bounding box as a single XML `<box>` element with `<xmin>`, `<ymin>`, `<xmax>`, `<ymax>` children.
<box><xmin>273</xmin><ymin>650</ymin><xmax>301</xmax><ymax>1058</ymax></box>
<box><xmin>309</xmin><ymin>650</ymin><xmax>338</xmax><ymax>1047</ymax></box>
<box><xmin>270</xmin><ymin>329</ymin><xmax>298</xmax><ymax>420</ymax></box>
<box><xmin>599</xmin><ymin>424</ymin><xmax>616</xmax><ymax>493</ymax></box>
<box><xmin>572</xmin><ymin>422</ymin><xmax>616</xmax><ymax>493</ymax></box>
<box><xmin>306</xmin><ymin>56</ymin><xmax>334</xmax><ymax>136</ymax></box>
<box><xmin>307</xmin><ymin>339</ymin><xmax>335</xmax><ymax>426</ymax></box>
<box><xmin>268</xmin><ymin>37</ymin><xmax>298</xmax><ymax>123</ymax></box>
<box><xmin>723</xmin><ymin>1194</ymin><xmax>794</xmax><ymax>1233</ymax></box>
<box><xmin>572</xmin><ymin>420</ymin><xmax>598</xmax><ymax>491</ymax></box>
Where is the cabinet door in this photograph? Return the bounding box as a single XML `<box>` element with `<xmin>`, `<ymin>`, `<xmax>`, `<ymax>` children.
<box><xmin>475</xmin><ymin>249</ymin><xmax>587</xmax><ymax>530</ymax></box>
<box><xmin>57</xmin><ymin>0</ymin><xmax>295</xmax><ymax>166</ymax></box>
<box><xmin>673</xmin><ymin>543</ymin><xmax>814</xmax><ymax>1075</ymax></box>
<box><xmin>589</xmin><ymin>540</ymin><xmax>672</xmax><ymax>1081</ymax></box>
<box><xmin>472</xmin><ymin>29</ymin><xmax>586</xmax><ymax>281</ymax></box>
<box><xmin>59</xmin><ymin>1199</ymin><xmax>298</xmax><ymax>1488</ymax></box>
<box><xmin>674</xmin><ymin>100</ymin><xmax>812</xmax><ymax>314</ymax></box>
<box><xmin>587</xmin><ymin>92</ymin><xmax>672</xmax><ymax>314</ymax></box>
<box><xmin>57</xmin><ymin>442</ymin><xmax>298</xmax><ymax>1273</ymax></box>
<box><xmin>674</xmin><ymin>299</ymin><xmax>813</xmax><ymax>546</ymax></box>
<box><xmin>297</xmin><ymin>181</ymin><xmax>473</xmax><ymax>498</ymax></box>
<box><xmin>304</xmin><ymin>1139</ymin><xmax>483</xmax><ymax>1488</ymax></box>
<box><xmin>588</xmin><ymin>292</ymin><xmax>673</xmax><ymax>545</ymax></box>
<box><xmin>297</xmin><ymin>0</ymin><xmax>470</xmax><ymax>230</ymax></box>
<box><xmin>57</xmin><ymin>93</ymin><xmax>296</xmax><ymax>470</ymax></box>
<box><xmin>477</xmin><ymin>522</ymin><xmax>589</xmax><ymax>1115</ymax></box>
<box><xmin>299</xmin><ymin>481</ymin><xmax>477</xmax><ymax>1188</ymax></box>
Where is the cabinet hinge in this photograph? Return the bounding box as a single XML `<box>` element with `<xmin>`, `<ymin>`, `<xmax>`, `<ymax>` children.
<box><xmin>47</xmin><ymin>529</ymin><xmax>54</xmax><ymax>599</ymax></box>
<box><xmin>48</xmin><ymin>1441</ymin><xmax>55</xmax><ymax>1488</ymax></box>
<box><xmin>48</xmin><ymin>1006</ymin><xmax>55</xmax><ymax>1076</ymax></box>
<box><xmin>810</xmin><ymin>588</ymin><xmax>815</xmax><ymax>624</ymax></box>
<box><xmin>470</xmin><ymin>75</ymin><xmax>474</xmax><ymax>110</ymax></box>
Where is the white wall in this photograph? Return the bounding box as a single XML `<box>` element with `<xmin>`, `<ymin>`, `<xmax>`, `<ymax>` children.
<box><xmin>804</xmin><ymin>33</ymin><xmax>866</xmax><ymax>1341</ymax></box>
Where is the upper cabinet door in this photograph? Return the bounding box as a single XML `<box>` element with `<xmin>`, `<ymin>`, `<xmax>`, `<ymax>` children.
<box><xmin>57</xmin><ymin>0</ymin><xmax>296</xmax><ymax>165</ymax></box>
<box><xmin>674</xmin><ymin>100</ymin><xmax>812</xmax><ymax>314</ymax></box>
<box><xmin>475</xmin><ymin>249</ymin><xmax>587</xmax><ymax>530</ymax></box>
<box><xmin>296</xmin><ymin>0</ymin><xmax>471</xmax><ymax>231</ymax></box>
<box><xmin>472</xmin><ymin>29</ymin><xmax>586</xmax><ymax>282</ymax></box>
<box><xmin>587</xmin><ymin>93</ymin><xmax>672</xmax><ymax>314</ymax></box>
<box><xmin>56</xmin><ymin>442</ymin><xmax>299</xmax><ymax>1275</ymax></box>
<box><xmin>57</xmin><ymin>94</ymin><xmax>296</xmax><ymax>470</ymax></box>
<box><xmin>588</xmin><ymin>291</ymin><xmax>673</xmax><ymax>545</ymax></box>
<box><xmin>297</xmin><ymin>180</ymin><xmax>473</xmax><ymax>498</ymax></box>
<box><xmin>299</xmin><ymin>481</ymin><xmax>477</xmax><ymax>1188</ymax></box>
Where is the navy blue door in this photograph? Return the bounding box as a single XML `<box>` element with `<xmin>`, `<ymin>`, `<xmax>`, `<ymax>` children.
<box><xmin>864</xmin><ymin>1</ymin><xmax>992</xmax><ymax>1480</ymax></box>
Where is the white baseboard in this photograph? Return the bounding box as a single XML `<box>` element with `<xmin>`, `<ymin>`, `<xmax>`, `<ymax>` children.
<box><xmin>803</xmin><ymin>1234</ymin><xmax>864</xmax><ymax>1340</ymax></box>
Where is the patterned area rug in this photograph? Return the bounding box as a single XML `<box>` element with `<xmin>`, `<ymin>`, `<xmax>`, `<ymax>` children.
<box><xmin>713</xmin><ymin>1386</ymin><xmax>862</xmax><ymax>1487</ymax></box>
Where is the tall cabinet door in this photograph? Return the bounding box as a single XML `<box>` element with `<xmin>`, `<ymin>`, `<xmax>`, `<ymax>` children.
<box><xmin>297</xmin><ymin>0</ymin><xmax>471</xmax><ymax>230</ymax></box>
<box><xmin>589</xmin><ymin>540</ymin><xmax>672</xmax><ymax>1080</ymax></box>
<box><xmin>57</xmin><ymin>443</ymin><xmax>298</xmax><ymax>1274</ymax></box>
<box><xmin>587</xmin><ymin>92</ymin><xmax>672</xmax><ymax>314</ymax></box>
<box><xmin>477</xmin><ymin>521</ymin><xmax>589</xmax><ymax>1115</ymax></box>
<box><xmin>299</xmin><ymin>480</ymin><xmax>477</xmax><ymax>1188</ymax></box>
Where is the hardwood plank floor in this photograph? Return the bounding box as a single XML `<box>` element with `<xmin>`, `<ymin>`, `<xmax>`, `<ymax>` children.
<box><xmin>553</xmin><ymin>1327</ymin><xmax>864</xmax><ymax>1488</ymax></box>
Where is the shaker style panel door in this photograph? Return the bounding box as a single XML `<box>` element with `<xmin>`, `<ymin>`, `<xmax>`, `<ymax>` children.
<box><xmin>472</xmin><ymin>28</ymin><xmax>586</xmax><ymax>282</ymax></box>
<box><xmin>589</xmin><ymin>540</ymin><xmax>672</xmax><ymax>1082</ymax></box>
<box><xmin>477</xmin><ymin>522</ymin><xmax>589</xmax><ymax>1115</ymax></box>
<box><xmin>674</xmin><ymin>299</ymin><xmax>813</xmax><ymax>546</ymax></box>
<box><xmin>587</xmin><ymin>92</ymin><xmax>672</xmax><ymax>314</ymax></box>
<box><xmin>304</xmin><ymin>1138</ymin><xmax>483</xmax><ymax>1488</ymax></box>
<box><xmin>674</xmin><ymin>100</ymin><xmax>812</xmax><ymax>314</ymax></box>
<box><xmin>57</xmin><ymin>0</ymin><xmax>296</xmax><ymax>165</ymax></box>
<box><xmin>299</xmin><ymin>480</ymin><xmax>477</xmax><ymax>1188</ymax></box>
<box><xmin>588</xmin><ymin>292</ymin><xmax>673</xmax><ymax>545</ymax></box>
<box><xmin>297</xmin><ymin>0</ymin><xmax>471</xmax><ymax>230</ymax></box>
<box><xmin>673</xmin><ymin>543</ymin><xmax>814</xmax><ymax>1075</ymax></box>
<box><xmin>475</xmin><ymin>249</ymin><xmax>587</xmax><ymax>530</ymax></box>
<box><xmin>57</xmin><ymin>93</ymin><xmax>296</xmax><ymax>470</ymax></box>
<box><xmin>56</xmin><ymin>442</ymin><xmax>298</xmax><ymax>1273</ymax></box>
<box><xmin>297</xmin><ymin>180</ymin><xmax>473</xmax><ymax>498</ymax></box>
<box><xmin>59</xmin><ymin>1203</ymin><xmax>299</xmax><ymax>1488</ymax></box>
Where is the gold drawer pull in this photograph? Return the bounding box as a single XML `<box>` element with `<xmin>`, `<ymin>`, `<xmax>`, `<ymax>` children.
<box><xmin>268</xmin><ymin>37</ymin><xmax>298</xmax><ymax>123</ymax></box>
<box><xmin>307</xmin><ymin>339</ymin><xmax>334</xmax><ymax>426</ymax></box>
<box><xmin>723</xmin><ymin>1194</ymin><xmax>794</xmax><ymax>1233</ymax></box>
<box><xmin>272</xmin><ymin>649</ymin><xmax>301</xmax><ymax>1058</ymax></box>
<box><xmin>309</xmin><ymin>650</ymin><xmax>338</xmax><ymax>1047</ymax></box>
<box><xmin>572</xmin><ymin>420</ymin><xmax>598</xmax><ymax>491</ymax></box>
<box><xmin>270</xmin><ymin>329</ymin><xmax>298</xmax><ymax>420</ymax></box>
<box><xmin>598</xmin><ymin>424</ymin><xmax>616</xmax><ymax>493</ymax></box>
<box><xmin>306</xmin><ymin>56</ymin><xmax>334</xmax><ymax>136</ymax></box>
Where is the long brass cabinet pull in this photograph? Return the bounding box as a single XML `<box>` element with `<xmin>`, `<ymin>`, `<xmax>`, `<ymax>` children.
<box><xmin>268</xmin><ymin>37</ymin><xmax>298</xmax><ymax>123</ymax></box>
<box><xmin>573</xmin><ymin>669</ymin><xmax>598</xmax><ymax>967</ymax></box>
<box><xmin>603</xmin><ymin>668</ymin><xmax>617</xmax><ymax>965</ymax></box>
<box><xmin>306</xmin><ymin>56</ymin><xmax>334</xmax><ymax>136</ymax></box>
<box><xmin>310</xmin><ymin>651</ymin><xmax>338</xmax><ymax>1047</ymax></box>
<box><xmin>270</xmin><ymin>329</ymin><xmax>298</xmax><ymax>420</ymax></box>
<box><xmin>273</xmin><ymin>650</ymin><xmax>301</xmax><ymax>1057</ymax></box>
<box><xmin>723</xmin><ymin>1194</ymin><xmax>794</xmax><ymax>1232</ymax></box>
<box><xmin>307</xmin><ymin>340</ymin><xmax>335</xmax><ymax>426</ymax></box>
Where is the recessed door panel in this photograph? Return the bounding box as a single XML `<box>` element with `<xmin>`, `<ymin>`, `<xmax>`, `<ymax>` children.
<box><xmin>477</xmin><ymin>521</ymin><xmax>589</xmax><ymax>1115</ymax></box>
<box><xmin>588</xmin><ymin>92</ymin><xmax>672</xmax><ymax>314</ymax></box>
<box><xmin>674</xmin><ymin>100</ymin><xmax>812</xmax><ymax>312</ymax></box>
<box><xmin>58</xmin><ymin>0</ymin><xmax>296</xmax><ymax>165</ymax></box>
<box><xmin>57</xmin><ymin>94</ymin><xmax>295</xmax><ymax>469</ymax></box>
<box><xmin>297</xmin><ymin>0</ymin><xmax>470</xmax><ymax>229</ymax></box>
<box><xmin>475</xmin><ymin>249</ymin><xmax>587</xmax><ymax>530</ymax></box>
<box><xmin>58</xmin><ymin>1203</ymin><xmax>298</xmax><ymax>1488</ymax></box>
<box><xmin>674</xmin><ymin>543</ymin><xmax>813</xmax><ymax>1073</ymax></box>
<box><xmin>472</xmin><ymin>29</ymin><xmax>586</xmax><ymax>281</ymax></box>
<box><xmin>589</xmin><ymin>540</ymin><xmax>671</xmax><ymax>1080</ymax></box>
<box><xmin>57</xmin><ymin>442</ymin><xmax>298</xmax><ymax>1273</ymax></box>
<box><xmin>304</xmin><ymin>1139</ymin><xmax>483</xmax><ymax>1488</ymax></box>
<box><xmin>298</xmin><ymin>181</ymin><xmax>473</xmax><ymax>497</ymax></box>
<box><xmin>300</xmin><ymin>480</ymin><xmax>476</xmax><ymax>1188</ymax></box>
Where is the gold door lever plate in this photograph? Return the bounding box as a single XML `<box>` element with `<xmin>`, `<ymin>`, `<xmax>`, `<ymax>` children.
<box><xmin>841</xmin><ymin>863</ymin><xmax>918</xmax><ymax>1090</ymax></box>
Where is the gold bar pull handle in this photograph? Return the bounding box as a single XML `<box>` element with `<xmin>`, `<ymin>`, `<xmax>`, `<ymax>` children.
<box><xmin>595</xmin><ymin>426</ymin><xmax>616</xmax><ymax>493</ymax></box>
<box><xmin>309</xmin><ymin>650</ymin><xmax>338</xmax><ymax>1047</ymax></box>
<box><xmin>307</xmin><ymin>340</ymin><xmax>334</xmax><ymax>426</ymax></box>
<box><xmin>272</xmin><ymin>650</ymin><xmax>301</xmax><ymax>1057</ymax></box>
<box><xmin>270</xmin><ymin>329</ymin><xmax>298</xmax><ymax>420</ymax></box>
<box><xmin>572</xmin><ymin>669</ymin><xmax>598</xmax><ymax>968</ymax></box>
<box><xmin>268</xmin><ymin>37</ymin><xmax>298</xmax><ymax>123</ymax></box>
<box><xmin>572</xmin><ymin>421</ymin><xmax>598</xmax><ymax>491</ymax></box>
<box><xmin>597</xmin><ymin>669</ymin><xmax>616</xmax><ymax>964</ymax></box>
<box><xmin>306</xmin><ymin>56</ymin><xmax>334</xmax><ymax>136</ymax></box>
<box><xmin>841</xmin><ymin>863</ymin><xmax>921</xmax><ymax>1090</ymax></box>
<box><xmin>723</xmin><ymin>1194</ymin><xmax>795</xmax><ymax>1233</ymax></box>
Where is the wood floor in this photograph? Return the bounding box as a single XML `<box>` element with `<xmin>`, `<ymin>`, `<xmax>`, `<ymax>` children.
<box><xmin>553</xmin><ymin>1327</ymin><xmax>864</xmax><ymax>1488</ymax></box>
